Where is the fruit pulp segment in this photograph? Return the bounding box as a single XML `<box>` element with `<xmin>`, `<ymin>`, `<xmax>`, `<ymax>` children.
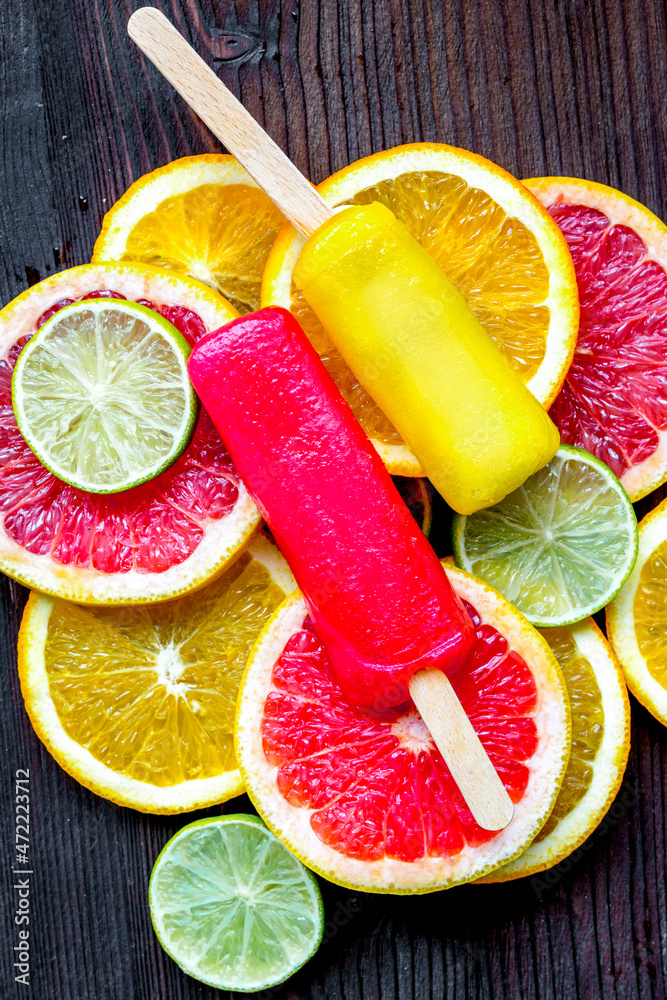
<box><xmin>294</xmin><ymin>202</ymin><xmax>559</xmax><ymax>515</ymax></box>
<box><xmin>121</xmin><ymin>183</ymin><xmax>284</xmax><ymax>314</ymax></box>
<box><xmin>289</xmin><ymin>170</ymin><xmax>551</xmax><ymax>446</ymax></box>
<box><xmin>44</xmin><ymin>553</ymin><xmax>286</xmax><ymax>784</ymax></box>
<box><xmin>634</xmin><ymin>538</ymin><xmax>667</xmax><ymax>685</ymax></box>
<box><xmin>548</xmin><ymin>201</ymin><xmax>667</xmax><ymax>478</ymax></box>
<box><xmin>0</xmin><ymin>293</ymin><xmax>239</xmax><ymax>574</ymax></box>
<box><xmin>187</xmin><ymin>307</ymin><xmax>474</xmax><ymax>713</ymax></box>
<box><xmin>261</xmin><ymin>600</ymin><xmax>538</xmax><ymax>862</ymax></box>
<box><xmin>536</xmin><ymin>627</ymin><xmax>603</xmax><ymax>839</ymax></box>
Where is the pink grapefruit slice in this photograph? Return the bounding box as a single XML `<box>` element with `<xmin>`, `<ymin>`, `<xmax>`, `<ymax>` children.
<box><xmin>526</xmin><ymin>177</ymin><xmax>667</xmax><ymax>502</ymax></box>
<box><xmin>236</xmin><ymin>564</ymin><xmax>570</xmax><ymax>893</ymax></box>
<box><xmin>0</xmin><ymin>263</ymin><xmax>261</xmax><ymax>603</ymax></box>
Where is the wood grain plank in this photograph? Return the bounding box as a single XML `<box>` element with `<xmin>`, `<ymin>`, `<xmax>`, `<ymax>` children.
<box><xmin>1</xmin><ymin>1</ymin><xmax>667</xmax><ymax>998</ymax></box>
<box><xmin>0</xmin><ymin>0</ymin><xmax>59</xmax><ymax>298</ymax></box>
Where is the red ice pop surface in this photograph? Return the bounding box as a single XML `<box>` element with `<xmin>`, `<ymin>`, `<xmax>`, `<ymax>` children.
<box><xmin>188</xmin><ymin>307</ymin><xmax>475</xmax><ymax>714</ymax></box>
<box><xmin>548</xmin><ymin>201</ymin><xmax>667</xmax><ymax>479</ymax></box>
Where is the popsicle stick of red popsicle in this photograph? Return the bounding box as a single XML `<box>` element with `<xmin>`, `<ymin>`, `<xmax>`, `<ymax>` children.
<box><xmin>128</xmin><ymin>8</ymin><xmax>515</xmax><ymax>832</ymax></box>
<box><xmin>128</xmin><ymin>8</ymin><xmax>331</xmax><ymax>238</ymax></box>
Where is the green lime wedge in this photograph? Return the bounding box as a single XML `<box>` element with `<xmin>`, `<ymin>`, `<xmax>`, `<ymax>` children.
<box><xmin>452</xmin><ymin>444</ymin><xmax>638</xmax><ymax>627</ymax></box>
<box><xmin>12</xmin><ymin>299</ymin><xmax>197</xmax><ymax>493</ymax></box>
<box><xmin>149</xmin><ymin>815</ymin><xmax>324</xmax><ymax>993</ymax></box>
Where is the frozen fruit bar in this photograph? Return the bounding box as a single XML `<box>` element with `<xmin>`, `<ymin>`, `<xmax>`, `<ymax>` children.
<box><xmin>293</xmin><ymin>201</ymin><xmax>560</xmax><ymax>515</ymax></box>
<box><xmin>188</xmin><ymin>306</ymin><xmax>475</xmax><ymax>714</ymax></box>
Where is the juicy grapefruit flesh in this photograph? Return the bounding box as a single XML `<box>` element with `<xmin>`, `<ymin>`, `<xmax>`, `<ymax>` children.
<box><xmin>0</xmin><ymin>292</ymin><xmax>239</xmax><ymax>575</ymax></box>
<box><xmin>548</xmin><ymin>201</ymin><xmax>667</xmax><ymax>479</ymax></box>
<box><xmin>261</xmin><ymin>600</ymin><xmax>539</xmax><ymax>864</ymax></box>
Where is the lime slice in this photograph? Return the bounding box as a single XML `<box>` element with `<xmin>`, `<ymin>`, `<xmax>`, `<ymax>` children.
<box><xmin>12</xmin><ymin>298</ymin><xmax>197</xmax><ymax>493</ymax></box>
<box><xmin>452</xmin><ymin>445</ymin><xmax>638</xmax><ymax>627</ymax></box>
<box><xmin>149</xmin><ymin>815</ymin><xmax>324</xmax><ymax>992</ymax></box>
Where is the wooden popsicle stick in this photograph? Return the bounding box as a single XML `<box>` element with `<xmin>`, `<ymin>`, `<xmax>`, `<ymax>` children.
<box><xmin>409</xmin><ymin>670</ymin><xmax>514</xmax><ymax>830</ymax></box>
<box><xmin>127</xmin><ymin>8</ymin><xmax>514</xmax><ymax>833</ymax></box>
<box><xmin>127</xmin><ymin>7</ymin><xmax>332</xmax><ymax>238</ymax></box>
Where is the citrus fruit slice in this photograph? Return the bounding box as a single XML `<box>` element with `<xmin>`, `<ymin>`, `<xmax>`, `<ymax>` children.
<box><xmin>236</xmin><ymin>564</ymin><xmax>570</xmax><ymax>894</ymax></box>
<box><xmin>92</xmin><ymin>155</ymin><xmax>285</xmax><ymax>314</ymax></box>
<box><xmin>526</xmin><ymin>176</ymin><xmax>667</xmax><ymax>502</ymax></box>
<box><xmin>18</xmin><ymin>534</ymin><xmax>294</xmax><ymax>813</ymax></box>
<box><xmin>150</xmin><ymin>815</ymin><xmax>324</xmax><ymax>992</ymax></box>
<box><xmin>0</xmin><ymin>262</ymin><xmax>261</xmax><ymax>603</ymax></box>
<box><xmin>12</xmin><ymin>299</ymin><xmax>197</xmax><ymax>493</ymax></box>
<box><xmin>480</xmin><ymin>618</ymin><xmax>630</xmax><ymax>881</ymax></box>
<box><xmin>607</xmin><ymin>496</ymin><xmax>667</xmax><ymax>727</ymax></box>
<box><xmin>452</xmin><ymin>444</ymin><xmax>638</xmax><ymax>627</ymax></box>
<box><xmin>262</xmin><ymin>143</ymin><xmax>578</xmax><ymax>474</ymax></box>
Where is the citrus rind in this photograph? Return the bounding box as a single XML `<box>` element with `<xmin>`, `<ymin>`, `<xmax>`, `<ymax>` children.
<box><xmin>480</xmin><ymin>618</ymin><xmax>630</xmax><ymax>881</ymax></box>
<box><xmin>149</xmin><ymin>815</ymin><xmax>324</xmax><ymax>992</ymax></box>
<box><xmin>526</xmin><ymin>175</ymin><xmax>667</xmax><ymax>503</ymax></box>
<box><xmin>607</xmin><ymin>495</ymin><xmax>667</xmax><ymax>726</ymax></box>
<box><xmin>17</xmin><ymin>533</ymin><xmax>292</xmax><ymax>813</ymax></box>
<box><xmin>235</xmin><ymin>564</ymin><xmax>571</xmax><ymax>894</ymax></box>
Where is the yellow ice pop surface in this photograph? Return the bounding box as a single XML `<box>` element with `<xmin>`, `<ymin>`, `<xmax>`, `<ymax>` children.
<box><xmin>293</xmin><ymin>202</ymin><xmax>560</xmax><ymax>514</ymax></box>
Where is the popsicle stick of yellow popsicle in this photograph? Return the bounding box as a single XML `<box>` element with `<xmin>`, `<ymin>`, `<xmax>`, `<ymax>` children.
<box><xmin>127</xmin><ymin>7</ymin><xmax>515</xmax><ymax>832</ymax></box>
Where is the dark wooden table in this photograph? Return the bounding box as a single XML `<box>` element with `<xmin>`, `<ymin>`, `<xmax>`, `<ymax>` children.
<box><xmin>1</xmin><ymin>1</ymin><xmax>666</xmax><ymax>998</ymax></box>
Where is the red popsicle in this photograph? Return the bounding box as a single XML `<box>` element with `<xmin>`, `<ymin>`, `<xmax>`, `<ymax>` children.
<box><xmin>188</xmin><ymin>307</ymin><xmax>475</xmax><ymax>715</ymax></box>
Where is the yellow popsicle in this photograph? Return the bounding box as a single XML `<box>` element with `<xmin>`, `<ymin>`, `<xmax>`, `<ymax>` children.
<box><xmin>293</xmin><ymin>201</ymin><xmax>560</xmax><ymax>515</ymax></box>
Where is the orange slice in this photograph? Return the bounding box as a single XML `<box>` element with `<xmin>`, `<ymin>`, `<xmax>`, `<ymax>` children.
<box><xmin>607</xmin><ymin>496</ymin><xmax>667</xmax><ymax>726</ymax></box>
<box><xmin>481</xmin><ymin>618</ymin><xmax>629</xmax><ymax>881</ymax></box>
<box><xmin>92</xmin><ymin>155</ymin><xmax>285</xmax><ymax>315</ymax></box>
<box><xmin>18</xmin><ymin>534</ymin><xmax>294</xmax><ymax>813</ymax></box>
<box><xmin>262</xmin><ymin>143</ymin><xmax>578</xmax><ymax>474</ymax></box>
